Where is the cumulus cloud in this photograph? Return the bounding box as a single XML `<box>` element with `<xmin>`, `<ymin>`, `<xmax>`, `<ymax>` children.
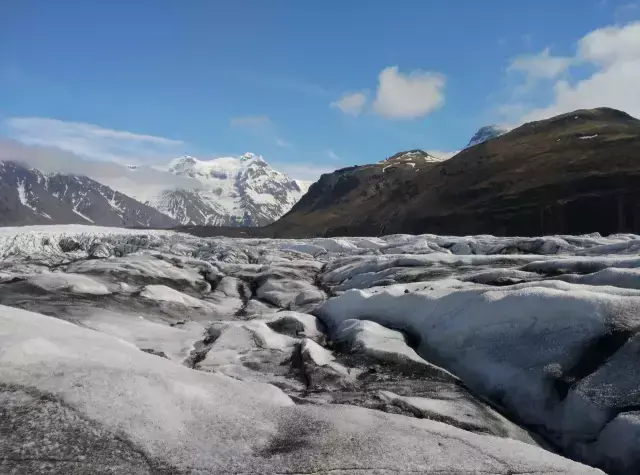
<box><xmin>330</xmin><ymin>91</ymin><xmax>367</xmax><ymax>116</ymax></box>
<box><xmin>510</xmin><ymin>21</ymin><xmax>640</xmax><ymax>123</ymax></box>
<box><xmin>372</xmin><ymin>66</ymin><xmax>445</xmax><ymax>119</ymax></box>
<box><xmin>229</xmin><ymin>115</ymin><xmax>273</xmax><ymax>128</ymax></box>
<box><xmin>3</xmin><ymin>117</ymin><xmax>184</xmax><ymax>164</ymax></box>
<box><xmin>578</xmin><ymin>21</ymin><xmax>640</xmax><ymax>65</ymax></box>
<box><xmin>508</xmin><ymin>48</ymin><xmax>573</xmax><ymax>81</ymax></box>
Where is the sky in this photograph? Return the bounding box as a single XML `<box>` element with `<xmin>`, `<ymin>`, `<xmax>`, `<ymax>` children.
<box><xmin>1</xmin><ymin>0</ymin><xmax>640</xmax><ymax>181</ymax></box>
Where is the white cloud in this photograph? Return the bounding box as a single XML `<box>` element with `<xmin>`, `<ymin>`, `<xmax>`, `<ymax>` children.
<box><xmin>519</xmin><ymin>21</ymin><xmax>640</xmax><ymax>122</ymax></box>
<box><xmin>578</xmin><ymin>21</ymin><xmax>640</xmax><ymax>65</ymax></box>
<box><xmin>3</xmin><ymin>117</ymin><xmax>184</xmax><ymax>164</ymax></box>
<box><xmin>508</xmin><ymin>48</ymin><xmax>573</xmax><ymax>80</ymax></box>
<box><xmin>0</xmin><ymin>139</ymin><xmax>202</xmax><ymax>201</ymax></box>
<box><xmin>229</xmin><ymin>115</ymin><xmax>272</xmax><ymax>128</ymax></box>
<box><xmin>330</xmin><ymin>91</ymin><xmax>367</xmax><ymax>116</ymax></box>
<box><xmin>372</xmin><ymin>66</ymin><xmax>445</xmax><ymax>119</ymax></box>
<box><xmin>0</xmin><ymin>116</ymin><xmax>326</xmax><ymax>187</ymax></box>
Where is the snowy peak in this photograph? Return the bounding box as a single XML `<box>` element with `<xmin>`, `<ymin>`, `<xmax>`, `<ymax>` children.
<box><xmin>390</xmin><ymin>149</ymin><xmax>447</xmax><ymax>162</ymax></box>
<box><xmin>163</xmin><ymin>153</ymin><xmax>268</xmax><ymax>180</ymax></box>
<box><xmin>466</xmin><ymin>125</ymin><xmax>508</xmax><ymax>148</ymax></box>
<box><xmin>240</xmin><ymin>152</ymin><xmax>260</xmax><ymax>161</ymax></box>
<box><xmin>383</xmin><ymin>149</ymin><xmax>447</xmax><ymax>166</ymax></box>
<box><xmin>146</xmin><ymin>153</ymin><xmax>306</xmax><ymax>227</ymax></box>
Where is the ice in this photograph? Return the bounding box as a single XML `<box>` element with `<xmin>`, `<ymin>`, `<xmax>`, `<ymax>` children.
<box><xmin>256</xmin><ymin>277</ymin><xmax>326</xmax><ymax>310</ymax></box>
<box><xmin>0</xmin><ymin>306</ymin><xmax>602</xmax><ymax>474</ymax></box>
<box><xmin>333</xmin><ymin>319</ymin><xmax>454</xmax><ymax>376</ymax></box>
<box><xmin>317</xmin><ymin>282</ymin><xmax>640</xmax><ymax>473</ymax></box>
<box><xmin>5</xmin><ymin>225</ymin><xmax>640</xmax><ymax>473</ymax></box>
<box><xmin>67</xmin><ymin>254</ymin><xmax>208</xmax><ymax>292</ymax></box>
<box><xmin>376</xmin><ymin>390</ymin><xmax>539</xmax><ymax>444</ymax></box>
<box><xmin>140</xmin><ymin>284</ymin><xmax>208</xmax><ymax>307</ymax></box>
<box><xmin>555</xmin><ymin>267</ymin><xmax>640</xmax><ymax>289</ymax></box>
<box><xmin>592</xmin><ymin>412</ymin><xmax>640</xmax><ymax>475</ymax></box>
<box><xmin>262</xmin><ymin>311</ymin><xmax>325</xmax><ymax>338</ymax></box>
<box><xmin>77</xmin><ymin>310</ymin><xmax>206</xmax><ymax>362</ymax></box>
<box><xmin>27</xmin><ymin>272</ymin><xmax>112</xmax><ymax>295</ymax></box>
<box><xmin>300</xmin><ymin>338</ymin><xmax>335</xmax><ymax>366</ymax></box>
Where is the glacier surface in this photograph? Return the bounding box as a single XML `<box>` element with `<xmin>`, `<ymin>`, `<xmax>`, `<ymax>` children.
<box><xmin>5</xmin><ymin>225</ymin><xmax>640</xmax><ymax>473</ymax></box>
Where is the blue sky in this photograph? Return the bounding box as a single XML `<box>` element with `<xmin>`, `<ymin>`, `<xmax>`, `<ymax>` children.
<box><xmin>1</xmin><ymin>0</ymin><xmax>640</xmax><ymax>180</ymax></box>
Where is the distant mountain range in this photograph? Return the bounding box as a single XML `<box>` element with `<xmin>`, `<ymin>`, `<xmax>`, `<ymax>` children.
<box><xmin>142</xmin><ymin>153</ymin><xmax>307</xmax><ymax>226</ymax></box>
<box><xmin>0</xmin><ymin>153</ymin><xmax>307</xmax><ymax>227</ymax></box>
<box><xmin>7</xmin><ymin>111</ymin><xmax>634</xmax><ymax>237</ymax></box>
<box><xmin>0</xmin><ymin>161</ymin><xmax>177</xmax><ymax>227</ymax></box>
<box><xmin>183</xmin><ymin>108</ymin><xmax>640</xmax><ymax>239</ymax></box>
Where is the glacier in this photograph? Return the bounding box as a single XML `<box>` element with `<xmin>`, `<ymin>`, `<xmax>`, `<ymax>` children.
<box><xmin>5</xmin><ymin>225</ymin><xmax>640</xmax><ymax>473</ymax></box>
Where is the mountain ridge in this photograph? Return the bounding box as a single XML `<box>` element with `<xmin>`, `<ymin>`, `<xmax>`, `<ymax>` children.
<box><xmin>140</xmin><ymin>153</ymin><xmax>306</xmax><ymax>226</ymax></box>
<box><xmin>0</xmin><ymin>152</ymin><xmax>307</xmax><ymax>228</ymax></box>
<box><xmin>181</xmin><ymin>107</ymin><xmax>640</xmax><ymax>239</ymax></box>
<box><xmin>0</xmin><ymin>161</ymin><xmax>179</xmax><ymax>227</ymax></box>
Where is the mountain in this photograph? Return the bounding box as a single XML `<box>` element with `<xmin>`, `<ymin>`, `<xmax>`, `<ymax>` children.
<box><xmin>0</xmin><ymin>161</ymin><xmax>179</xmax><ymax>227</ymax></box>
<box><xmin>382</xmin><ymin>149</ymin><xmax>448</xmax><ymax>166</ymax></box>
<box><xmin>141</xmin><ymin>153</ymin><xmax>306</xmax><ymax>226</ymax></box>
<box><xmin>181</xmin><ymin>149</ymin><xmax>451</xmax><ymax>238</ymax></box>
<box><xmin>466</xmin><ymin>125</ymin><xmax>509</xmax><ymax>148</ymax></box>
<box><xmin>184</xmin><ymin>107</ymin><xmax>640</xmax><ymax>238</ymax></box>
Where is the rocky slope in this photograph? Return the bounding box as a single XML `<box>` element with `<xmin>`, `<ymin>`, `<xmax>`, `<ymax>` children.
<box><xmin>466</xmin><ymin>124</ymin><xmax>509</xmax><ymax>147</ymax></box>
<box><xmin>5</xmin><ymin>226</ymin><xmax>637</xmax><ymax>473</ymax></box>
<box><xmin>0</xmin><ymin>161</ymin><xmax>178</xmax><ymax>227</ymax></box>
<box><xmin>232</xmin><ymin>107</ymin><xmax>640</xmax><ymax>238</ymax></box>
<box><xmin>142</xmin><ymin>153</ymin><xmax>306</xmax><ymax>226</ymax></box>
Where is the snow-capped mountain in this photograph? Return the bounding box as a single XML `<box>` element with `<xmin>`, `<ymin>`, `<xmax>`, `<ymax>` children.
<box><xmin>466</xmin><ymin>125</ymin><xmax>509</xmax><ymax>148</ymax></box>
<box><xmin>142</xmin><ymin>153</ymin><xmax>306</xmax><ymax>226</ymax></box>
<box><xmin>0</xmin><ymin>161</ymin><xmax>179</xmax><ymax>227</ymax></box>
<box><xmin>384</xmin><ymin>149</ymin><xmax>448</xmax><ymax>164</ymax></box>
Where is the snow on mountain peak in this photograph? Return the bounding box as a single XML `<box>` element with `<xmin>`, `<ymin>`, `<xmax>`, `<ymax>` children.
<box><xmin>145</xmin><ymin>153</ymin><xmax>305</xmax><ymax>227</ymax></box>
<box><xmin>240</xmin><ymin>152</ymin><xmax>260</xmax><ymax>161</ymax></box>
<box><xmin>382</xmin><ymin>149</ymin><xmax>447</xmax><ymax>165</ymax></box>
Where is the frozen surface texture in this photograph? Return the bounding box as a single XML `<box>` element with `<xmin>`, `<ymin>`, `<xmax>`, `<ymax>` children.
<box><xmin>4</xmin><ymin>225</ymin><xmax>638</xmax><ymax>473</ymax></box>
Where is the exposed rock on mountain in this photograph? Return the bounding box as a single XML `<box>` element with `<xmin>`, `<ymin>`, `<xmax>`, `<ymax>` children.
<box><xmin>0</xmin><ymin>161</ymin><xmax>178</xmax><ymax>227</ymax></box>
<box><xmin>143</xmin><ymin>153</ymin><xmax>306</xmax><ymax>226</ymax></box>
<box><xmin>383</xmin><ymin>149</ymin><xmax>447</xmax><ymax>165</ymax></box>
<box><xmin>466</xmin><ymin>124</ymin><xmax>509</xmax><ymax>147</ymax></box>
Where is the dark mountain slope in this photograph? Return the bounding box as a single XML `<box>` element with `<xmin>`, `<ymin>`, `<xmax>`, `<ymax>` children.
<box><xmin>258</xmin><ymin>107</ymin><xmax>640</xmax><ymax>238</ymax></box>
<box><xmin>393</xmin><ymin>107</ymin><xmax>640</xmax><ymax>236</ymax></box>
<box><xmin>0</xmin><ymin>161</ymin><xmax>179</xmax><ymax>227</ymax></box>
